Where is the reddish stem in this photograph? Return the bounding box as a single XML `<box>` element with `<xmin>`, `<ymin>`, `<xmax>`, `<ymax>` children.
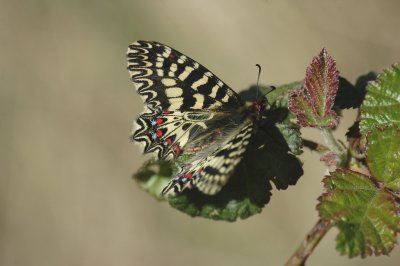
<box><xmin>285</xmin><ymin>219</ymin><xmax>332</xmax><ymax>266</ymax></box>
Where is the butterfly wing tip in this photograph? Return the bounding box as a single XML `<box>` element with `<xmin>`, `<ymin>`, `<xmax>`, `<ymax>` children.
<box><xmin>160</xmin><ymin>178</ymin><xmax>181</xmax><ymax>197</ymax></box>
<box><xmin>160</xmin><ymin>188</ymin><xmax>174</xmax><ymax>198</ymax></box>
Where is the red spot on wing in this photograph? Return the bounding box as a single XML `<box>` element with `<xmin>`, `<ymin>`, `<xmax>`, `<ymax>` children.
<box><xmin>169</xmin><ymin>54</ymin><xmax>176</xmax><ymax>59</ymax></box>
<box><xmin>186</xmin><ymin>173</ymin><xmax>193</xmax><ymax>179</ymax></box>
<box><xmin>156</xmin><ymin>118</ymin><xmax>164</xmax><ymax>124</ymax></box>
<box><xmin>165</xmin><ymin>138</ymin><xmax>172</xmax><ymax>145</ymax></box>
<box><xmin>156</xmin><ymin>130</ymin><xmax>163</xmax><ymax>137</ymax></box>
<box><xmin>173</xmin><ymin>145</ymin><xmax>181</xmax><ymax>155</ymax></box>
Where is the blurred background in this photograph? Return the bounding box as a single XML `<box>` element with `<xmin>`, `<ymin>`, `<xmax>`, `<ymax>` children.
<box><xmin>1</xmin><ymin>1</ymin><xmax>400</xmax><ymax>265</ymax></box>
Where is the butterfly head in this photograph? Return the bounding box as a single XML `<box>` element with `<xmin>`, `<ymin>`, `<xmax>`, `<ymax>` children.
<box><xmin>252</xmin><ymin>97</ymin><xmax>266</xmax><ymax>116</ymax></box>
<box><xmin>250</xmin><ymin>84</ymin><xmax>277</xmax><ymax>120</ymax></box>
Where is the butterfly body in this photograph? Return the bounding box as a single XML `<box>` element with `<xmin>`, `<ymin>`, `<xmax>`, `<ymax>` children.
<box><xmin>127</xmin><ymin>41</ymin><xmax>264</xmax><ymax>196</ymax></box>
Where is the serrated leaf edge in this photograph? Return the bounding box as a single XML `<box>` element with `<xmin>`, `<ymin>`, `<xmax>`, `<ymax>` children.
<box><xmin>365</xmin><ymin>124</ymin><xmax>400</xmax><ymax>190</ymax></box>
<box><xmin>317</xmin><ymin>168</ymin><xmax>400</xmax><ymax>257</ymax></box>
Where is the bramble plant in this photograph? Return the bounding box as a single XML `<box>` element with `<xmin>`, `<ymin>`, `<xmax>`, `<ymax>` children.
<box><xmin>133</xmin><ymin>48</ymin><xmax>400</xmax><ymax>265</ymax></box>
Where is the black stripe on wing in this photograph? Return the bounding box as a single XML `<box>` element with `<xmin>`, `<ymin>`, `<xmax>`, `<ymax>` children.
<box><xmin>127</xmin><ymin>41</ymin><xmax>243</xmax><ymax>112</ymax></box>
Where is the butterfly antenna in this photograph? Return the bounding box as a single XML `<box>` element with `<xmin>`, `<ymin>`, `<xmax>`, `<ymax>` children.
<box><xmin>264</xmin><ymin>85</ymin><xmax>276</xmax><ymax>96</ymax></box>
<box><xmin>263</xmin><ymin>85</ymin><xmax>276</xmax><ymax>106</ymax></box>
<box><xmin>255</xmin><ymin>64</ymin><xmax>262</xmax><ymax>100</ymax></box>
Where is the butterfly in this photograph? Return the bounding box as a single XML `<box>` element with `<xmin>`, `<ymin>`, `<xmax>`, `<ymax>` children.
<box><xmin>127</xmin><ymin>41</ymin><xmax>267</xmax><ymax>196</ymax></box>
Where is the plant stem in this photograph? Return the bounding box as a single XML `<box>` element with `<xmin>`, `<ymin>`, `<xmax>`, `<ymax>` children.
<box><xmin>285</xmin><ymin>127</ymin><xmax>345</xmax><ymax>265</ymax></box>
<box><xmin>319</xmin><ymin>127</ymin><xmax>343</xmax><ymax>155</ymax></box>
<box><xmin>285</xmin><ymin>219</ymin><xmax>332</xmax><ymax>266</ymax></box>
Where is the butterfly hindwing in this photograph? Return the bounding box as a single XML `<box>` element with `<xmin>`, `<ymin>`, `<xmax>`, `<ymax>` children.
<box><xmin>161</xmin><ymin>120</ymin><xmax>253</xmax><ymax>196</ymax></box>
<box><xmin>133</xmin><ymin>109</ymin><xmax>219</xmax><ymax>159</ymax></box>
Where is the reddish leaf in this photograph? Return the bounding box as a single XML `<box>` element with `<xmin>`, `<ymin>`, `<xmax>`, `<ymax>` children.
<box><xmin>289</xmin><ymin>48</ymin><xmax>339</xmax><ymax>128</ymax></box>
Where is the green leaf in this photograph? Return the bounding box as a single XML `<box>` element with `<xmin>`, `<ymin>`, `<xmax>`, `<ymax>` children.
<box><xmin>318</xmin><ymin>169</ymin><xmax>400</xmax><ymax>257</ymax></box>
<box><xmin>168</xmin><ymin>126</ymin><xmax>303</xmax><ymax>221</ymax></box>
<box><xmin>133</xmin><ymin>159</ymin><xmax>174</xmax><ymax>200</ymax></box>
<box><xmin>366</xmin><ymin>125</ymin><xmax>400</xmax><ymax>191</ymax></box>
<box><xmin>360</xmin><ymin>63</ymin><xmax>400</xmax><ymax>135</ymax></box>
<box><xmin>275</xmin><ymin>122</ymin><xmax>302</xmax><ymax>155</ymax></box>
<box><xmin>289</xmin><ymin>48</ymin><xmax>339</xmax><ymax>128</ymax></box>
<box><xmin>262</xmin><ymin>81</ymin><xmax>303</xmax><ymax>108</ymax></box>
<box><xmin>168</xmin><ymin>166</ymin><xmax>272</xmax><ymax>222</ymax></box>
<box><xmin>134</xmin><ymin>151</ymin><xmax>272</xmax><ymax>222</ymax></box>
<box><xmin>133</xmin><ymin>124</ymin><xmax>303</xmax><ymax>221</ymax></box>
<box><xmin>266</xmin><ymin>82</ymin><xmax>303</xmax><ymax>155</ymax></box>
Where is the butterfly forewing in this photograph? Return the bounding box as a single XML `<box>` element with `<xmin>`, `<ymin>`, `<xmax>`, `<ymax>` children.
<box><xmin>127</xmin><ymin>41</ymin><xmax>243</xmax><ymax>111</ymax></box>
<box><xmin>128</xmin><ymin>41</ymin><xmax>256</xmax><ymax>195</ymax></box>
